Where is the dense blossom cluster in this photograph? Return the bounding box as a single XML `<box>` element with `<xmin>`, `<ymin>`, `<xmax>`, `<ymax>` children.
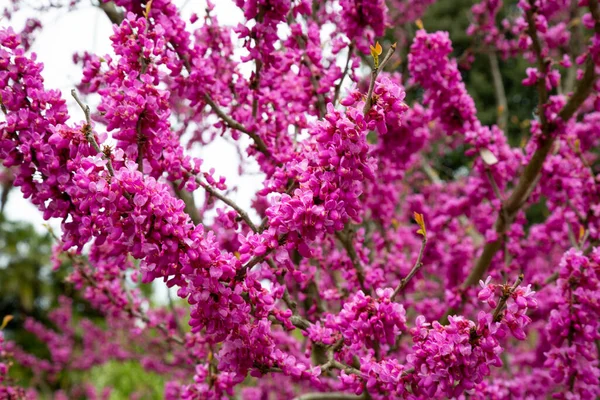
<box><xmin>544</xmin><ymin>249</ymin><xmax>600</xmax><ymax>398</ymax></box>
<box><xmin>1</xmin><ymin>0</ymin><xmax>600</xmax><ymax>399</ymax></box>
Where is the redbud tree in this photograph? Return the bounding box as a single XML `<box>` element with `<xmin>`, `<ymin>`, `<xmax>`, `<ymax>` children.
<box><xmin>1</xmin><ymin>0</ymin><xmax>600</xmax><ymax>398</ymax></box>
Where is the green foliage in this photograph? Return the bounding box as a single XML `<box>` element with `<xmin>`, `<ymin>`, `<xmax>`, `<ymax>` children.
<box><xmin>88</xmin><ymin>361</ymin><xmax>166</xmax><ymax>400</ymax></box>
<box><xmin>0</xmin><ymin>215</ymin><xmax>54</xmax><ymax>315</ymax></box>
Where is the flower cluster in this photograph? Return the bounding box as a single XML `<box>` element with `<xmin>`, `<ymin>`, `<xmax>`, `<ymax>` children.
<box><xmin>333</xmin><ymin>288</ymin><xmax>407</xmax><ymax>351</ymax></box>
<box><xmin>2</xmin><ymin>0</ymin><xmax>600</xmax><ymax>398</ymax></box>
<box><xmin>340</xmin><ymin>0</ymin><xmax>388</xmax><ymax>52</ymax></box>
<box><xmin>544</xmin><ymin>249</ymin><xmax>600</xmax><ymax>398</ymax></box>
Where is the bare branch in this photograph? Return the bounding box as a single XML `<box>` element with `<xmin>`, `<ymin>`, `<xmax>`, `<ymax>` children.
<box><xmin>171</xmin><ymin>182</ymin><xmax>202</xmax><ymax>225</ymax></box>
<box><xmin>489</xmin><ymin>52</ymin><xmax>508</xmax><ymax>130</ymax></box>
<box><xmin>195</xmin><ymin>177</ymin><xmax>258</xmax><ymax>232</ymax></box>
<box><xmin>67</xmin><ymin>254</ymin><xmax>186</xmax><ymax>346</ymax></box>
<box><xmin>335</xmin><ymin>229</ymin><xmax>370</xmax><ymax>295</ymax></box>
<box><xmin>485</xmin><ymin>168</ymin><xmax>508</xmax><ymax>224</ymax></box>
<box><xmin>167</xmin><ymin>288</ymin><xmax>186</xmax><ymax>337</ymax></box>
<box><xmin>202</xmin><ymin>94</ymin><xmax>272</xmax><ymax>157</ymax></box>
<box><xmin>71</xmin><ymin>89</ymin><xmax>91</xmax><ymax>125</ymax></box>
<box><xmin>525</xmin><ymin>4</ymin><xmax>550</xmax><ymax>132</ymax></box>
<box><xmin>301</xmin><ymin>57</ymin><xmax>327</xmax><ymax>118</ymax></box>
<box><xmin>492</xmin><ymin>274</ymin><xmax>524</xmax><ymax>322</ymax></box>
<box><xmin>97</xmin><ymin>1</ymin><xmax>124</xmax><ymax>25</ymax></box>
<box><xmin>71</xmin><ymin>89</ymin><xmax>117</xmax><ymax>178</ymax></box>
<box><xmin>391</xmin><ymin>237</ymin><xmax>427</xmax><ymax>301</ymax></box>
<box><xmin>333</xmin><ymin>43</ymin><xmax>355</xmax><ymax>106</ymax></box>
<box><xmin>363</xmin><ymin>43</ymin><xmax>397</xmax><ymax>115</ymax></box>
<box><xmin>564</xmin><ymin>0</ymin><xmax>585</xmax><ymax>93</ymax></box>
<box><xmin>459</xmin><ymin>19</ymin><xmax>597</xmax><ymax>292</ymax></box>
<box><xmin>169</xmin><ymin>46</ymin><xmax>272</xmax><ymax>158</ymax></box>
<box><xmin>235</xmin><ymin>235</ymin><xmax>287</xmax><ymax>281</ymax></box>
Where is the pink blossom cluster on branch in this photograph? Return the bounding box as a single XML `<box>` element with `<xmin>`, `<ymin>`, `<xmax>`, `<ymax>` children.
<box><xmin>1</xmin><ymin>0</ymin><xmax>600</xmax><ymax>399</ymax></box>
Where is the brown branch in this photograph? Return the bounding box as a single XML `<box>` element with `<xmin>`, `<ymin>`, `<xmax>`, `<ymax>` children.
<box><xmin>301</xmin><ymin>57</ymin><xmax>327</xmax><ymax>118</ymax></box>
<box><xmin>525</xmin><ymin>3</ymin><xmax>550</xmax><ymax>132</ymax></box>
<box><xmin>489</xmin><ymin>52</ymin><xmax>508</xmax><ymax>130</ymax></box>
<box><xmin>202</xmin><ymin>94</ymin><xmax>271</xmax><ymax>157</ymax></box>
<box><xmin>564</xmin><ymin>0</ymin><xmax>585</xmax><ymax>93</ymax></box>
<box><xmin>195</xmin><ymin>177</ymin><xmax>258</xmax><ymax>232</ymax></box>
<box><xmin>136</xmin><ymin>111</ymin><xmax>145</xmax><ymax>173</ymax></box>
<box><xmin>459</xmin><ymin>28</ymin><xmax>597</xmax><ymax>292</ymax></box>
<box><xmin>166</xmin><ymin>43</ymin><xmax>272</xmax><ymax>159</ymax></box>
<box><xmin>589</xmin><ymin>0</ymin><xmax>600</xmax><ymax>35</ymax></box>
<box><xmin>71</xmin><ymin>256</ymin><xmax>186</xmax><ymax>346</ymax></box>
<box><xmin>167</xmin><ymin>288</ymin><xmax>186</xmax><ymax>337</ymax></box>
<box><xmin>391</xmin><ymin>237</ymin><xmax>427</xmax><ymax>301</ymax></box>
<box><xmin>235</xmin><ymin>235</ymin><xmax>287</xmax><ymax>281</ymax></box>
<box><xmin>251</xmin><ymin>59</ymin><xmax>263</xmax><ymax>118</ymax></box>
<box><xmin>71</xmin><ymin>89</ymin><xmax>117</xmax><ymax>178</ymax></box>
<box><xmin>97</xmin><ymin>1</ymin><xmax>124</xmax><ymax>25</ymax></box>
<box><xmin>363</xmin><ymin>43</ymin><xmax>397</xmax><ymax>115</ymax></box>
<box><xmin>335</xmin><ymin>230</ymin><xmax>370</xmax><ymax>295</ymax></box>
<box><xmin>333</xmin><ymin>43</ymin><xmax>355</xmax><ymax>106</ymax></box>
<box><xmin>492</xmin><ymin>274</ymin><xmax>524</xmax><ymax>322</ymax></box>
<box><xmin>320</xmin><ymin>339</ymin><xmax>362</xmax><ymax>376</ymax></box>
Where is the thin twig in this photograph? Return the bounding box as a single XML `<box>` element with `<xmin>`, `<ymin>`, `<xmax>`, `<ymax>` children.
<box><xmin>136</xmin><ymin>111</ymin><xmax>146</xmax><ymax>173</ymax></box>
<box><xmin>97</xmin><ymin>1</ymin><xmax>124</xmax><ymax>25</ymax></box>
<box><xmin>195</xmin><ymin>177</ymin><xmax>258</xmax><ymax>232</ymax></box>
<box><xmin>422</xmin><ymin>161</ymin><xmax>442</xmax><ymax>184</ymax></box>
<box><xmin>363</xmin><ymin>43</ymin><xmax>397</xmax><ymax>115</ymax></box>
<box><xmin>489</xmin><ymin>52</ymin><xmax>508</xmax><ymax>130</ymax></box>
<box><xmin>525</xmin><ymin>3</ymin><xmax>550</xmax><ymax>132</ymax></box>
<box><xmin>333</xmin><ymin>43</ymin><xmax>354</xmax><ymax>106</ymax></box>
<box><xmin>71</xmin><ymin>89</ymin><xmax>117</xmax><ymax>178</ymax></box>
<box><xmin>235</xmin><ymin>235</ymin><xmax>287</xmax><ymax>281</ymax></box>
<box><xmin>492</xmin><ymin>274</ymin><xmax>524</xmax><ymax>322</ymax></box>
<box><xmin>335</xmin><ymin>230</ymin><xmax>370</xmax><ymax>295</ymax></box>
<box><xmin>202</xmin><ymin>94</ymin><xmax>271</xmax><ymax>157</ymax></box>
<box><xmin>564</xmin><ymin>0</ymin><xmax>584</xmax><ymax>93</ymax></box>
<box><xmin>566</xmin><ymin>222</ymin><xmax>579</xmax><ymax>248</ymax></box>
<box><xmin>167</xmin><ymin>43</ymin><xmax>271</xmax><ymax>158</ymax></box>
<box><xmin>171</xmin><ymin>182</ymin><xmax>202</xmax><ymax>225</ymax></box>
<box><xmin>303</xmin><ymin>57</ymin><xmax>327</xmax><ymax>118</ymax></box>
<box><xmin>391</xmin><ymin>237</ymin><xmax>427</xmax><ymax>301</ymax></box>
<box><xmin>167</xmin><ymin>289</ymin><xmax>186</xmax><ymax>337</ymax></box>
<box><xmin>66</xmin><ymin>253</ymin><xmax>186</xmax><ymax>346</ymax></box>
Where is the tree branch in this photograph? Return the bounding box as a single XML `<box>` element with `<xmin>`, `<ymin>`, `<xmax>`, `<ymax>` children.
<box><xmin>171</xmin><ymin>182</ymin><xmax>202</xmax><ymax>225</ymax></box>
<box><xmin>333</xmin><ymin>43</ymin><xmax>354</xmax><ymax>106</ymax></box>
<box><xmin>492</xmin><ymin>274</ymin><xmax>524</xmax><ymax>322</ymax></box>
<box><xmin>335</xmin><ymin>229</ymin><xmax>370</xmax><ymax>295</ymax></box>
<box><xmin>71</xmin><ymin>89</ymin><xmax>117</xmax><ymax>179</ymax></box>
<box><xmin>459</xmin><ymin>18</ymin><xmax>597</xmax><ymax>292</ymax></box>
<box><xmin>202</xmin><ymin>94</ymin><xmax>271</xmax><ymax>157</ymax></box>
<box><xmin>97</xmin><ymin>1</ymin><xmax>124</xmax><ymax>25</ymax></box>
<box><xmin>293</xmin><ymin>393</ymin><xmax>364</xmax><ymax>400</ymax></box>
<box><xmin>67</xmin><ymin>254</ymin><xmax>186</xmax><ymax>346</ymax></box>
<box><xmin>363</xmin><ymin>43</ymin><xmax>396</xmax><ymax>115</ymax></box>
<box><xmin>525</xmin><ymin>3</ymin><xmax>550</xmax><ymax>132</ymax></box>
<box><xmin>391</xmin><ymin>237</ymin><xmax>427</xmax><ymax>300</ymax></box>
<box><xmin>195</xmin><ymin>177</ymin><xmax>258</xmax><ymax>232</ymax></box>
<box><xmin>489</xmin><ymin>52</ymin><xmax>508</xmax><ymax>130</ymax></box>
